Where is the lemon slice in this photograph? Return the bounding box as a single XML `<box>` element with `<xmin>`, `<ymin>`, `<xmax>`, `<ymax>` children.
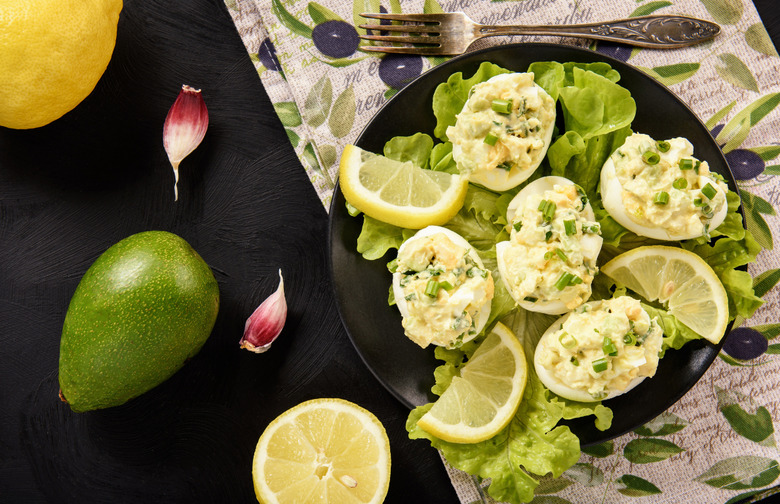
<box><xmin>338</xmin><ymin>144</ymin><xmax>468</xmax><ymax>229</ymax></box>
<box><xmin>252</xmin><ymin>398</ymin><xmax>391</xmax><ymax>504</ymax></box>
<box><xmin>417</xmin><ymin>322</ymin><xmax>528</xmax><ymax>443</ymax></box>
<box><xmin>600</xmin><ymin>245</ymin><xmax>729</xmax><ymax>343</ymax></box>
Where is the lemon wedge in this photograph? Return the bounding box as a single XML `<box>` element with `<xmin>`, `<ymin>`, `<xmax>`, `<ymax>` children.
<box><xmin>417</xmin><ymin>322</ymin><xmax>528</xmax><ymax>443</ymax></box>
<box><xmin>252</xmin><ymin>398</ymin><xmax>391</xmax><ymax>504</ymax></box>
<box><xmin>338</xmin><ymin>144</ymin><xmax>468</xmax><ymax>229</ymax></box>
<box><xmin>601</xmin><ymin>245</ymin><xmax>729</xmax><ymax>343</ymax></box>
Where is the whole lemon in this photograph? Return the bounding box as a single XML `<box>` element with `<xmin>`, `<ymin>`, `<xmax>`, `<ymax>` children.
<box><xmin>0</xmin><ymin>0</ymin><xmax>123</xmax><ymax>129</ymax></box>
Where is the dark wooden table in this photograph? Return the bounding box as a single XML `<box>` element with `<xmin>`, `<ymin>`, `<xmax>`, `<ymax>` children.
<box><xmin>1</xmin><ymin>1</ymin><xmax>777</xmax><ymax>502</ymax></box>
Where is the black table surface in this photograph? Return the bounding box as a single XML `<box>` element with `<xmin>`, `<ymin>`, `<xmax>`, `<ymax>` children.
<box><xmin>2</xmin><ymin>1</ymin><xmax>778</xmax><ymax>503</ymax></box>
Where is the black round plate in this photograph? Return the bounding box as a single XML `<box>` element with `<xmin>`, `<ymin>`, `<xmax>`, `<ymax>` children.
<box><xmin>328</xmin><ymin>43</ymin><xmax>736</xmax><ymax>445</ymax></box>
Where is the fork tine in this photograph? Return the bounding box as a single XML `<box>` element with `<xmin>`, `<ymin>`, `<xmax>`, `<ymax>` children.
<box><xmin>360</xmin><ymin>34</ymin><xmax>438</xmax><ymax>44</ymax></box>
<box><xmin>360</xmin><ymin>45</ymin><xmax>445</xmax><ymax>55</ymax></box>
<box><xmin>359</xmin><ymin>23</ymin><xmax>440</xmax><ymax>34</ymax></box>
<box><xmin>360</xmin><ymin>12</ymin><xmax>443</xmax><ymax>23</ymax></box>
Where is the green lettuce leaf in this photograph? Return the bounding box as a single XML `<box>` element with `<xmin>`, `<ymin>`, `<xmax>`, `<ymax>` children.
<box><xmin>407</xmin><ymin>309</ymin><xmax>590</xmax><ymax>503</ymax></box>
<box><xmin>558</xmin><ymin>67</ymin><xmax>636</xmax><ymax>140</ymax></box>
<box><xmin>383</xmin><ymin>132</ymin><xmax>434</xmax><ymax>168</ymax></box>
<box><xmin>431</xmin><ymin>61</ymin><xmax>510</xmax><ymax>141</ymax></box>
<box><xmin>356</xmin><ymin>216</ymin><xmax>414</xmax><ymax>260</ymax></box>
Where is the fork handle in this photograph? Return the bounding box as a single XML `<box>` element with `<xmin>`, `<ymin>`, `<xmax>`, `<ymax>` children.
<box><xmin>480</xmin><ymin>15</ymin><xmax>720</xmax><ymax>48</ymax></box>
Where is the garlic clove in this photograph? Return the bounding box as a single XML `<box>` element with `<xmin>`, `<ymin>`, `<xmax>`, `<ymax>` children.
<box><xmin>163</xmin><ymin>84</ymin><xmax>209</xmax><ymax>201</ymax></box>
<box><xmin>240</xmin><ymin>269</ymin><xmax>287</xmax><ymax>353</ymax></box>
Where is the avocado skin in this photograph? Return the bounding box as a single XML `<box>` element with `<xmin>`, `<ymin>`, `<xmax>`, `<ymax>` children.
<box><xmin>58</xmin><ymin>231</ymin><xmax>220</xmax><ymax>412</ymax></box>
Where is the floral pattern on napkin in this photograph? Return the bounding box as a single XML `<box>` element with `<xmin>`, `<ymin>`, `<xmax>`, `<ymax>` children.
<box><xmin>225</xmin><ymin>0</ymin><xmax>780</xmax><ymax>502</ymax></box>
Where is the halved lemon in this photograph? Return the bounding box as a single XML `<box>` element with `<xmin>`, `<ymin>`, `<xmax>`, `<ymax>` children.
<box><xmin>252</xmin><ymin>398</ymin><xmax>391</xmax><ymax>504</ymax></box>
<box><xmin>417</xmin><ymin>322</ymin><xmax>528</xmax><ymax>443</ymax></box>
<box><xmin>338</xmin><ymin>144</ymin><xmax>468</xmax><ymax>229</ymax></box>
<box><xmin>600</xmin><ymin>245</ymin><xmax>729</xmax><ymax>343</ymax></box>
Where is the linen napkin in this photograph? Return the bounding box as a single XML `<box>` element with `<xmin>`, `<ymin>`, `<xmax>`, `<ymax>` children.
<box><xmin>225</xmin><ymin>0</ymin><xmax>780</xmax><ymax>502</ymax></box>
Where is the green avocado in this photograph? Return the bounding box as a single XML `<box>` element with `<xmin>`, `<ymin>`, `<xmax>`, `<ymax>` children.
<box><xmin>58</xmin><ymin>231</ymin><xmax>220</xmax><ymax>412</ymax></box>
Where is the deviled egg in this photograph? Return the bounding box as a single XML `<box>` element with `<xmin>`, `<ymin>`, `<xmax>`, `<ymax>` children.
<box><xmin>534</xmin><ymin>296</ymin><xmax>663</xmax><ymax>402</ymax></box>
<box><xmin>392</xmin><ymin>226</ymin><xmax>494</xmax><ymax>349</ymax></box>
<box><xmin>446</xmin><ymin>72</ymin><xmax>556</xmax><ymax>191</ymax></box>
<box><xmin>600</xmin><ymin>133</ymin><xmax>728</xmax><ymax>241</ymax></box>
<box><xmin>496</xmin><ymin>176</ymin><xmax>603</xmax><ymax>315</ymax></box>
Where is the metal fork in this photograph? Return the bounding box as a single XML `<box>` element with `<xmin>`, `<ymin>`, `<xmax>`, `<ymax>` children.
<box><xmin>359</xmin><ymin>12</ymin><xmax>720</xmax><ymax>55</ymax></box>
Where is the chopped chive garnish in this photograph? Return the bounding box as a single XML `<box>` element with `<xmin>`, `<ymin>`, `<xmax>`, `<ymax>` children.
<box><xmin>559</xmin><ymin>332</ymin><xmax>578</xmax><ymax>349</ymax></box>
<box><xmin>555</xmin><ymin>272</ymin><xmax>574</xmax><ymax>290</ymax></box>
<box><xmin>693</xmin><ymin>197</ymin><xmax>705</xmax><ymax>207</ymax></box>
<box><xmin>701</xmin><ymin>182</ymin><xmax>717</xmax><ymax>200</ymax></box>
<box><xmin>642</xmin><ymin>151</ymin><xmax>660</xmax><ymax>165</ymax></box>
<box><xmin>694</xmin><ymin>160</ymin><xmax>701</xmax><ymax>173</ymax></box>
<box><xmin>673</xmin><ymin>177</ymin><xmax>688</xmax><ymax>190</ymax></box>
<box><xmin>387</xmin><ymin>258</ymin><xmax>398</xmax><ymax>273</ymax></box>
<box><xmin>404</xmin><ymin>293</ymin><xmax>417</xmax><ymax>301</ymax></box>
<box><xmin>571</xmin><ymin>356</ymin><xmax>580</xmax><ymax>366</ymax></box>
<box><xmin>602</xmin><ymin>337</ymin><xmax>618</xmax><ymax>356</ymax></box>
<box><xmin>624</xmin><ymin>332</ymin><xmax>637</xmax><ymax>345</ymax></box>
<box><xmin>570</xmin><ymin>275</ymin><xmax>583</xmax><ymax>285</ymax></box>
<box><xmin>491</xmin><ymin>99</ymin><xmax>513</xmax><ymax>114</ymax></box>
<box><xmin>544</xmin><ymin>250</ymin><xmax>554</xmax><ymax>260</ymax></box>
<box><xmin>439</xmin><ymin>281</ymin><xmax>454</xmax><ymax>291</ymax></box>
<box><xmin>497</xmin><ymin>162</ymin><xmax>512</xmax><ymax>171</ymax></box>
<box><xmin>653</xmin><ymin>191</ymin><xmax>670</xmax><ymax>205</ymax></box>
<box><xmin>484</xmin><ymin>132</ymin><xmax>499</xmax><ymax>146</ymax></box>
<box><xmin>556</xmin><ymin>248</ymin><xmax>568</xmax><ymax>262</ymax></box>
<box><xmin>679</xmin><ymin>158</ymin><xmax>694</xmax><ymax>170</ymax></box>
<box><xmin>564</xmin><ymin>219</ymin><xmax>577</xmax><ymax>235</ymax></box>
<box><xmin>545</xmin><ymin>230</ymin><xmax>553</xmax><ymax>241</ymax></box>
<box><xmin>537</xmin><ymin>200</ymin><xmax>557</xmax><ymax>222</ymax></box>
<box><xmin>582</xmin><ymin>223</ymin><xmax>601</xmax><ymax>234</ymax></box>
<box><xmin>424</xmin><ymin>279</ymin><xmax>440</xmax><ymax>298</ymax></box>
<box><xmin>523</xmin><ymin>296</ymin><xmax>538</xmax><ymax>303</ymax></box>
<box><xmin>592</xmin><ymin>357</ymin><xmax>608</xmax><ymax>373</ymax></box>
<box><xmin>656</xmin><ymin>140</ymin><xmax>671</xmax><ymax>152</ymax></box>
<box><xmin>513</xmin><ymin>221</ymin><xmax>523</xmax><ymax>232</ymax></box>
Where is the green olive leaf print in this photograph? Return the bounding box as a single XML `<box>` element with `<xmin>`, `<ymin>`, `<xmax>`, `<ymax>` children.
<box><xmin>739</xmin><ymin>190</ymin><xmax>775</xmax><ymax>250</ymax></box>
<box><xmin>272</xmin><ymin>0</ymin><xmax>313</xmax><ymax>38</ymax></box>
<box><xmin>623</xmin><ymin>438</ymin><xmax>684</xmax><ymax>463</ymax></box>
<box><xmin>273</xmin><ymin>102</ymin><xmax>303</xmax><ymax>127</ymax></box>
<box><xmin>307</xmin><ymin>2</ymin><xmax>344</xmax><ymax>24</ymax></box>
<box><xmin>285</xmin><ymin>127</ymin><xmax>301</xmax><ymax>148</ymax></box>
<box><xmin>304</xmin><ymin>75</ymin><xmax>333</xmax><ymax>127</ymax></box>
<box><xmin>695</xmin><ymin>456</ymin><xmax>780</xmax><ymax>490</ymax></box>
<box><xmin>328</xmin><ymin>85</ymin><xmax>356</xmax><ymax>138</ymax></box>
<box><xmin>533</xmin><ymin>474</ymin><xmax>575</xmax><ymax>494</ymax></box>
<box><xmin>705</xmin><ymin>100</ymin><xmax>737</xmax><ymax>130</ymax></box>
<box><xmin>725</xmin><ymin>491</ymin><xmax>767</xmax><ymax>504</ymax></box>
<box><xmin>699</xmin><ymin>0</ymin><xmax>744</xmax><ymax>25</ymax></box>
<box><xmin>716</xmin><ymin>386</ymin><xmax>776</xmax><ymax>446</ymax></box>
<box><xmin>581</xmin><ymin>440</ymin><xmax>614</xmax><ymax>458</ymax></box>
<box><xmin>638</xmin><ymin>63</ymin><xmax>700</xmax><ymax>86</ymax></box>
<box><xmin>715</xmin><ymin>93</ymin><xmax>780</xmax><ymax>150</ymax></box>
<box><xmin>749</xmin><ymin>145</ymin><xmax>780</xmax><ymax>161</ymax></box>
<box><xmin>752</xmin><ymin>268</ymin><xmax>780</xmax><ymax>298</ymax></box>
<box><xmin>424</xmin><ymin>0</ymin><xmax>445</xmax><ymax>13</ymax></box>
<box><xmin>716</xmin><ymin>54</ymin><xmax>759</xmax><ymax>92</ymax></box>
<box><xmin>528</xmin><ymin>497</ymin><xmax>574</xmax><ymax>504</ymax></box>
<box><xmin>303</xmin><ymin>141</ymin><xmax>335</xmax><ymax>188</ymax></box>
<box><xmin>353</xmin><ymin>0</ymin><xmax>380</xmax><ymax>36</ymax></box>
<box><xmin>631</xmin><ymin>1</ymin><xmax>672</xmax><ymax>16</ymax></box>
<box><xmin>633</xmin><ymin>411</ymin><xmax>689</xmax><ymax>437</ymax></box>
<box><xmin>316</xmin><ymin>143</ymin><xmax>338</xmax><ymax>170</ymax></box>
<box><xmin>562</xmin><ymin>463</ymin><xmax>604</xmax><ymax>487</ymax></box>
<box><xmin>746</xmin><ymin>23</ymin><xmax>779</xmax><ymax>56</ymax></box>
<box><xmin>615</xmin><ymin>475</ymin><xmax>662</xmax><ymax>497</ymax></box>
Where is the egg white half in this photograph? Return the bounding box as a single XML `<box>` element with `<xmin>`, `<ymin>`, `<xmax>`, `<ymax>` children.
<box><xmin>392</xmin><ymin>226</ymin><xmax>491</xmax><ymax>344</ymax></box>
<box><xmin>600</xmin><ymin>156</ymin><xmax>728</xmax><ymax>241</ymax></box>
<box><xmin>496</xmin><ymin>176</ymin><xmax>603</xmax><ymax>315</ymax></box>
<box><xmin>452</xmin><ymin>73</ymin><xmax>556</xmax><ymax>192</ymax></box>
<box><xmin>533</xmin><ymin>301</ymin><xmax>649</xmax><ymax>402</ymax></box>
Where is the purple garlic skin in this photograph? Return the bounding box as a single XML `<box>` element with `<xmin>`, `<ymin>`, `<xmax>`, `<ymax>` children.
<box><xmin>240</xmin><ymin>269</ymin><xmax>286</xmax><ymax>353</ymax></box>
